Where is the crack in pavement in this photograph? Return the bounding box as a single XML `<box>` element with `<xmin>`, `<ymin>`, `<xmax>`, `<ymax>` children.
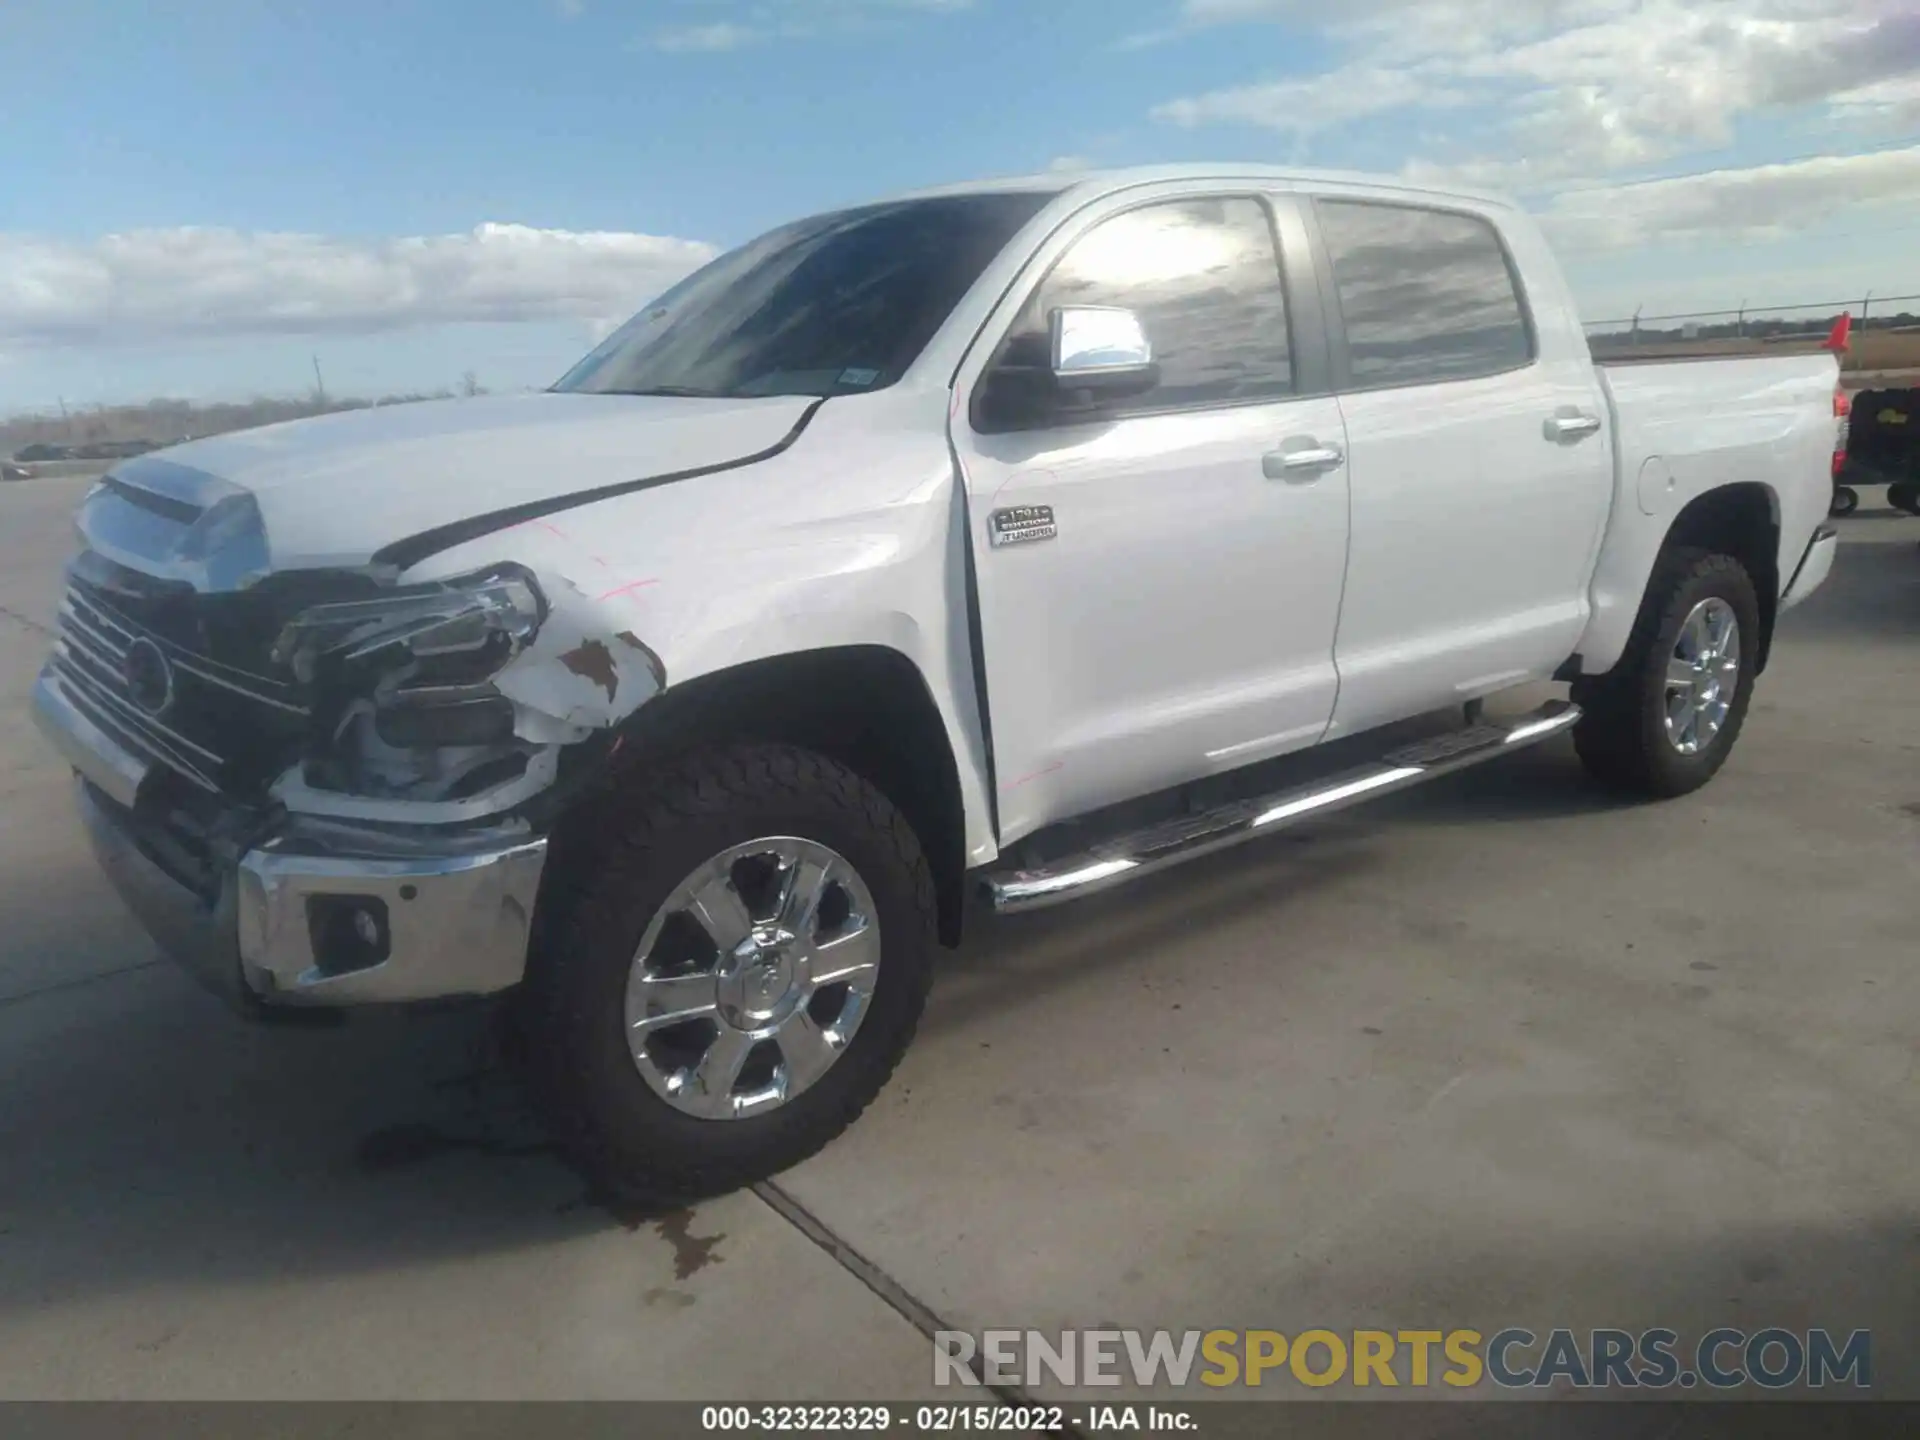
<box><xmin>754</xmin><ymin>1179</ymin><xmax>1083</xmax><ymax>1431</ymax></box>
<box><xmin>0</xmin><ymin>602</ymin><xmax>54</xmax><ymax>639</ymax></box>
<box><xmin>0</xmin><ymin>958</ymin><xmax>167</xmax><ymax>1012</ymax></box>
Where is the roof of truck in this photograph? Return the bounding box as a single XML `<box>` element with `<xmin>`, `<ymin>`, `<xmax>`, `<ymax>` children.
<box><xmin>884</xmin><ymin>162</ymin><xmax>1521</xmax><ymax>212</ymax></box>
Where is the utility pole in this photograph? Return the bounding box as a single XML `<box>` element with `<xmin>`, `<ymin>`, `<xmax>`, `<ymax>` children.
<box><xmin>1862</xmin><ymin>290</ymin><xmax>1874</xmax><ymax>326</ymax></box>
<box><xmin>311</xmin><ymin>354</ymin><xmax>327</xmax><ymax>407</ymax></box>
<box><xmin>1630</xmin><ymin>305</ymin><xmax>1641</xmax><ymax>340</ymax></box>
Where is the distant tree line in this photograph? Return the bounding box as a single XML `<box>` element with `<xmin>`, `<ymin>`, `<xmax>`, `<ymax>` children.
<box><xmin>3</xmin><ymin>381</ymin><xmax>495</xmax><ymax>463</ymax></box>
<box><xmin>1588</xmin><ymin>308</ymin><xmax>1920</xmax><ymax>357</ymax></box>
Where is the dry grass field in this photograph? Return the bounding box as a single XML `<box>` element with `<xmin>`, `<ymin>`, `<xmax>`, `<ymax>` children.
<box><xmin>1844</xmin><ymin>329</ymin><xmax>1920</xmax><ymax>374</ymax></box>
<box><xmin>1592</xmin><ymin>324</ymin><xmax>1920</xmax><ymax>377</ymax></box>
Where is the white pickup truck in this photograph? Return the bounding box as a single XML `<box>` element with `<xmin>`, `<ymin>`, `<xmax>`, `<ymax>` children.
<box><xmin>32</xmin><ymin>165</ymin><xmax>1843</xmax><ymax>1202</ymax></box>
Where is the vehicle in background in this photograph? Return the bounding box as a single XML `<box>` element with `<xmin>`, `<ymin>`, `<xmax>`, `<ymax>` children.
<box><xmin>31</xmin><ymin>164</ymin><xmax>1844</xmax><ymax>1204</ymax></box>
<box><xmin>13</xmin><ymin>439</ymin><xmax>162</xmax><ymax>464</ymax></box>
<box><xmin>1838</xmin><ymin>385</ymin><xmax>1920</xmax><ymax>516</ymax></box>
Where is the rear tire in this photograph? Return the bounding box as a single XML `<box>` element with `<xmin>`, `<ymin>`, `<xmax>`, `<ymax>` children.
<box><xmin>1573</xmin><ymin>548</ymin><xmax>1761</xmax><ymax>799</ymax></box>
<box><xmin>517</xmin><ymin>744</ymin><xmax>937</xmax><ymax>1207</ymax></box>
<box><xmin>1830</xmin><ymin>486</ymin><xmax>1859</xmax><ymax>517</ymax></box>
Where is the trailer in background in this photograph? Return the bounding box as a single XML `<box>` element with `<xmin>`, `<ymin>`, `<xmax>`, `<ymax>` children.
<box><xmin>1838</xmin><ymin>384</ymin><xmax>1920</xmax><ymax>516</ymax></box>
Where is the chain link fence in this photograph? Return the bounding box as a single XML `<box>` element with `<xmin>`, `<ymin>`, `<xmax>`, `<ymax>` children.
<box><xmin>1584</xmin><ymin>292</ymin><xmax>1920</xmax><ymax>374</ymax></box>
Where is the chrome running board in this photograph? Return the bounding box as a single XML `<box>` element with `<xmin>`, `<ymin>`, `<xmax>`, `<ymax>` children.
<box><xmin>984</xmin><ymin>700</ymin><xmax>1581</xmax><ymax>914</ymax></box>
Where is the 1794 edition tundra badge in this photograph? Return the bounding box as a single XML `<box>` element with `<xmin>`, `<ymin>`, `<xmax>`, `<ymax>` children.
<box><xmin>989</xmin><ymin>505</ymin><xmax>1057</xmax><ymax>547</ymax></box>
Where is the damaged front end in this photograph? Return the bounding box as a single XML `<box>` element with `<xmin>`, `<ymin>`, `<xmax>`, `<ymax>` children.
<box><xmin>269</xmin><ymin>563</ymin><xmax>566</xmax><ymax>822</ymax></box>
<box><xmin>33</xmin><ymin>462</ymin><xmax>664</xmax><ymax>1013</ymax></box>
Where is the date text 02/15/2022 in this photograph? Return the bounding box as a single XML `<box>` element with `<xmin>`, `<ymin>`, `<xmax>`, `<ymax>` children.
<box><xmin>699</xmin><ymin>1405</ymin><xmax>1184</xmax><ymax>1432</ymax></box>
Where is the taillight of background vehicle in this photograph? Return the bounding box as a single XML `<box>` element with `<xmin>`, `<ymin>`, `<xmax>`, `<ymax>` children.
<box><xmin>1834</xmin><ymin>387</ymin><xmax>1850</xmax><ymax>478</ymax></box>
<box><xmin>1821</xmin><ymin>313</ymin><xmax>1852</xmax><ymax>479</ymax></box>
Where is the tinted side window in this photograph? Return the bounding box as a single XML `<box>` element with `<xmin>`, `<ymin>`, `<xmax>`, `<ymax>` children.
<box><xmin>1317</xmin><ymin>201</ymin><xmax>1532</xmax><ymax>387</ymax></box>
<box><xmin>1010</xmin><ymin>197</ymin><xmax>1294</xmax><ymax>413</ymax></box>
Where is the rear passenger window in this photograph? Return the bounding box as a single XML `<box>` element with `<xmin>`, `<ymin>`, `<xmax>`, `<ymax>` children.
<box><xmin>1316</xmin><ymin>201</ymin><xmax>1533</xmax><ymax>387</ymax></box>
<box><xmin>1012</xmin><ymin>196</ymin><xmax>1294</xmax><ymax>412</ymax></box>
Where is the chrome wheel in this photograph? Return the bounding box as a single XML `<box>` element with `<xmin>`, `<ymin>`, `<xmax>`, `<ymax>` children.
<box><xmin>1664</xmin><ymin>598</ymin><xmax>1740</xmax><ymax>756</ymax></box>
<box><xmin>624</xmin><ymin>837</ymin><xmax>881</xmax><ymax>1121</ymax></box>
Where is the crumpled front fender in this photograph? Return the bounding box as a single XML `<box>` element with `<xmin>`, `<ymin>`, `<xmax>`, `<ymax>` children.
<box><xmin>489</xmin><ymin>560</ymin><xmax>669</xmax><ymax>743</ymax></box>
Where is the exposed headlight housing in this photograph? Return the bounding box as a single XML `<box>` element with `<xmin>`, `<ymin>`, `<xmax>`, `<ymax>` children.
<box><xmin>273</xmin><ymin>564</ymin><xmax>546</xmax><ymax>693</ymax></box>
<box><xmin>271</xmin><ymin>566</ymin><xmax>551</xmax><ymax>807</ymax></box>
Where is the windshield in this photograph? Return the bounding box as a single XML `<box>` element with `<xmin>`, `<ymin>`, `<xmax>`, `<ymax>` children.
<box><xmin>552</xmin><ymin>191</ymin><xmax>1058</xmax><ymax>401</ymax></box>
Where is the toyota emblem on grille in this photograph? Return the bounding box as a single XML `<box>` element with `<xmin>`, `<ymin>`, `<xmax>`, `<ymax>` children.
<box><xmin>122</xmin><ymin>637</ymin><xmax>175</xmax><ymax>716</ymax></box>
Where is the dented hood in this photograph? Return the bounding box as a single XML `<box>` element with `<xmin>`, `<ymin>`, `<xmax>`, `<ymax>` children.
<box><xmin>94</xmin><ymin>391</ymin><xmax>819</xmax><ymax>577</ymax></box>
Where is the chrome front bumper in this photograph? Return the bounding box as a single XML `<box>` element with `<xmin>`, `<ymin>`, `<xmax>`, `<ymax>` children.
<box><xmin>35</xmin><ymin>666</ymin><xmax>547</xmax><ymax>1012</ymax></box>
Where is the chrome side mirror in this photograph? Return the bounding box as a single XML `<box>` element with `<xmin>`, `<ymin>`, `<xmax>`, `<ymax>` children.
<box><xmin>972</xmin><ymin>305</ymin><xmax>1161</xmax><ymax>434</ymax></box>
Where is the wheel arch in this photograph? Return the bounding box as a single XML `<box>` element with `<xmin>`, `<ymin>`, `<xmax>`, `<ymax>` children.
<box><xmin>1657</xmin><ymin>481</ymin><xmax>1782</xmax><ymax>672</ymax></box>
<box><xmin>551</xmin><ymin>645</ymin><xmax>973</xmax><ymax>948</ymax></box>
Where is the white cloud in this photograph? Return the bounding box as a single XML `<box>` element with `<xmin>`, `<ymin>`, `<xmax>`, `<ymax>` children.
<box><xmin>554</xmin><ymin>0</ymin><xmax>584</xmax><ymax>18</ymax></box>
<box><xmin>1156</xmin><ymin>0</ymin><xmax>1617</xmax><ymax>48</ymax></box>
<box><xmin>1180</xmin><ymin>0</ymin><xmax>1286</xmax><ymax>16</ymax></box>
<box><xmin>1540</xmin><ymin>144</ymin><xmax>1920</xmax><ymax>252</ymax></box>
<box><xmin>0</xmin><ymin>223</ymin><xmax>718</xmax><ymax>347</ymax></box>
<box><xmin>1827</xmin><ymin>72</ymin><xmax>1920</xmax><ymax>126</ymax></box>
<box><xmin>1152</xmin><ymin>66</ymin><xmax>1469</xmax><ymax>135</ymax></box>
<box><xmin>647</xmin><ymin>0</ymin><xmax>974</xmax><ymax>50</ymax></box>
<box><xmin>652</xmin><ymin>22</ymin><xmax>768</xmax><ymax>53</ymax></box>
<box><xmin>1438</xmin><ymin>2</ymin><xmax>1920</xmax><ymax>180</ymax></box>
<box><xmin>1151</xmin><ymin>1</ymin><xmax>1920</xmax><ymax>191</ymax></box>
<box><xmin>1047</xmin><ymin>155</ymin><xmax>1095</xmax><ymax>172</ymax></box>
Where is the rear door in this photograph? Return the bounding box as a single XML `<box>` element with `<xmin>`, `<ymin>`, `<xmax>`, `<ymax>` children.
<box><xmin>951</xmin><ymin>190</ymin><xmax>1350</xmax><ymax>844</ymax></box>
<box><xmin>1306</xmin><ymin>197</ymin><xmax>1614</xmax><ymax>737</ymax></box>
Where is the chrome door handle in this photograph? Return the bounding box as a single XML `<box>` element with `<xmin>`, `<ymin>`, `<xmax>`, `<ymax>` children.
<box><xmin>1264</xmin><ymin>443</ymin><xmax>1344</xmax><ymax>480</ymax></box>
<box><xmin>1546</xmin><ymin>412</ymin><xmax>1603</xmax><ymax>441</ymax></box>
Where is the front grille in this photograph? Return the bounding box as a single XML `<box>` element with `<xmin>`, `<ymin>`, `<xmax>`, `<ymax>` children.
<box><xmin>52</xmin><ymin>572</ymin><xmax>312</xmax><ymax>798</ymax></box>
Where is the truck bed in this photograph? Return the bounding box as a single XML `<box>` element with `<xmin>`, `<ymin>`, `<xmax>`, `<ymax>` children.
<box><xmin>1598</xmin><ymin>352</ymin><xmax>1839</xmax><ymax>521</ymax></box>
<box><xmin>1575</xmin><ymin>349</ymin><xmax>1840</xmax><ymax>676</ymax></box>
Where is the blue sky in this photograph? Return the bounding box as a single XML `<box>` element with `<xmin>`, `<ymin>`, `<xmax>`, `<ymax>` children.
<box><xmin>4</xmin><ymin>0</ymin><xmax>1919</xmax><ymax>413</ymax></box>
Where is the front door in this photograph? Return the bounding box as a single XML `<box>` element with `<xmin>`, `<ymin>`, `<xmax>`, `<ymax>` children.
<box><xmin>951</xmin><ymin>191</ymin><xmax>1352</xmax><ymax>845</ymax></box>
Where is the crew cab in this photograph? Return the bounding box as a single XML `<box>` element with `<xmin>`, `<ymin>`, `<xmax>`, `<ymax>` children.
<box><xmin>31</xmin><ymin>165</ymin><xmax>1844</xmax><ymax>1202</ymax></box>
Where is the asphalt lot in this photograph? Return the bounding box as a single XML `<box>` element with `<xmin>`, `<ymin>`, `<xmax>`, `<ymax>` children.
<box><xmin>2</xmin><ymin>472</ymin><xmax>1916</xmax><ymax>1408</ymax></box>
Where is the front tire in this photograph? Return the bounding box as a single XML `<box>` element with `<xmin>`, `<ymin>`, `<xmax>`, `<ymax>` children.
<box><xmin>519</xmin><ymin>744</ymin><xmax>937</xmax><ymax>1206</ymax></box>
<box><xmin>1573</xmin><ymin>548</ymin><xmax>1761</xmax><ymax>799</ymax></box>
